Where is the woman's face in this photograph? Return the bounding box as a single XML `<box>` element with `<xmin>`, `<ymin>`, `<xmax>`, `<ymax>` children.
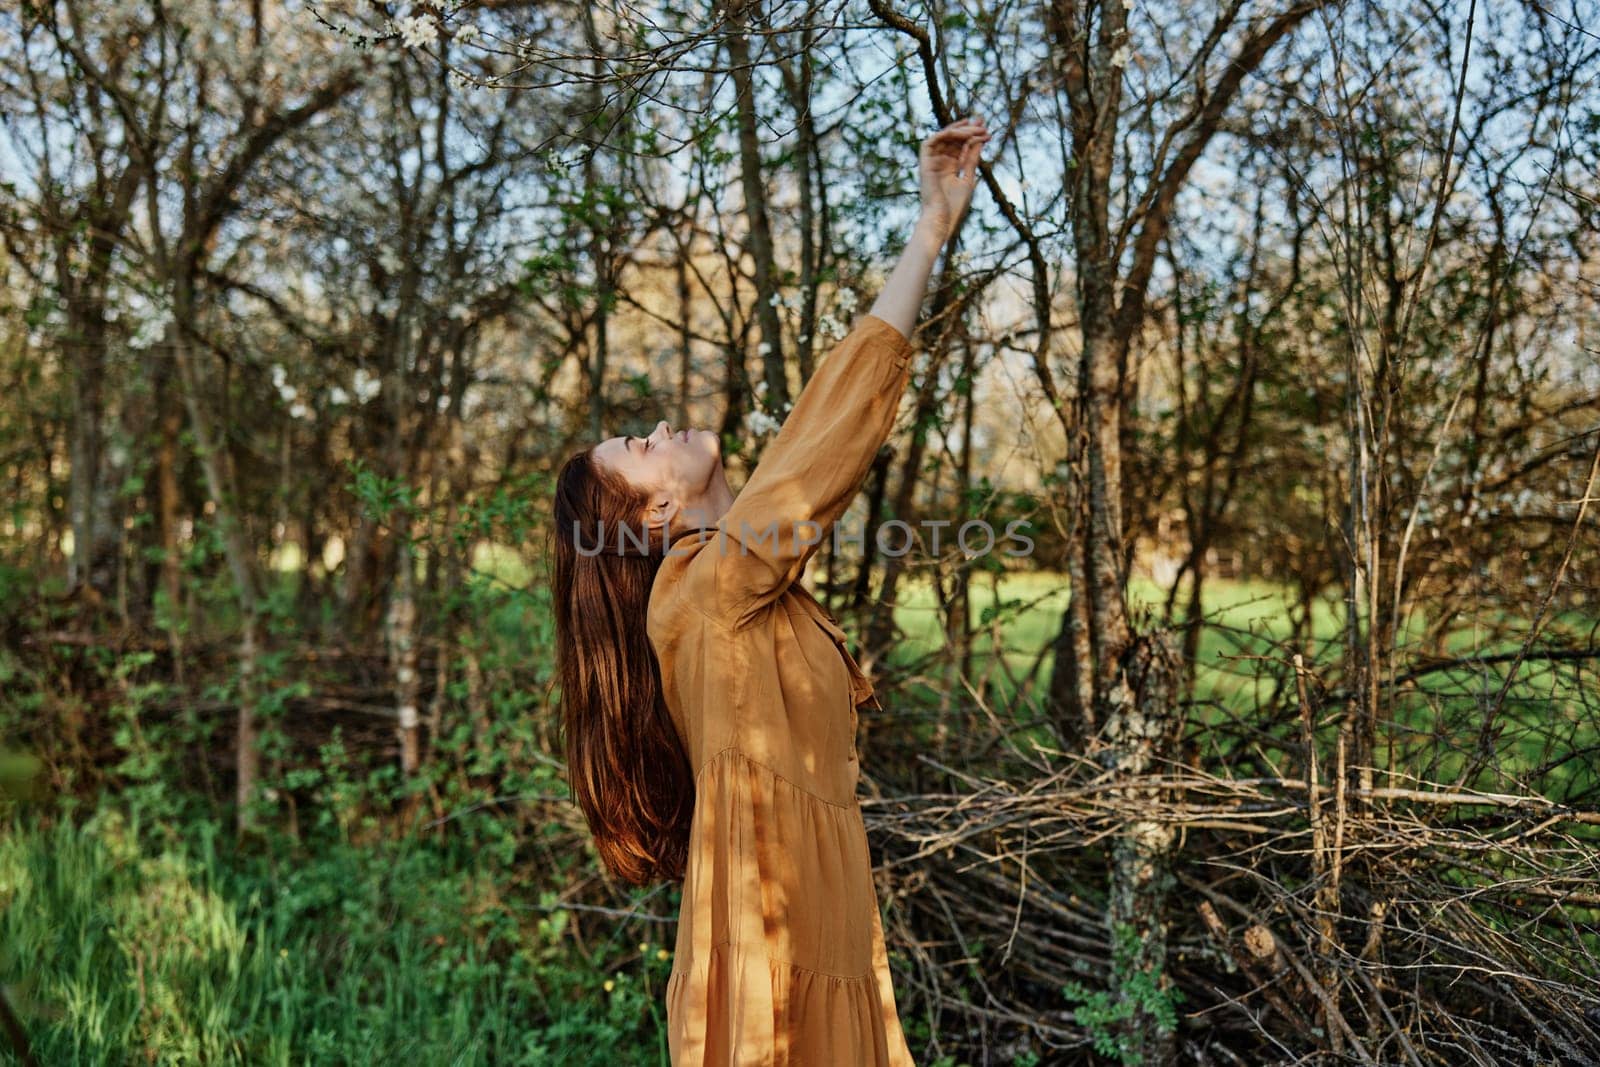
<box><xmin>591</xmin><ymin>420</ymin><xmax>725</xmax><ymax>527</ymax></box>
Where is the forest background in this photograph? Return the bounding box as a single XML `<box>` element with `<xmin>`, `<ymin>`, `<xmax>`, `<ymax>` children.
<box><xmin>1</xmin><ymin>0</ymin><xmax>1598</xmax><ymax>1063</ymax></box>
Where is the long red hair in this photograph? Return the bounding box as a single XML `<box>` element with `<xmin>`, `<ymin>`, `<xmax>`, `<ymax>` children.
<box><xmin>548</xmin><ymin>447</ymin><xmax>694</xmax><ymax>885</ymax></box>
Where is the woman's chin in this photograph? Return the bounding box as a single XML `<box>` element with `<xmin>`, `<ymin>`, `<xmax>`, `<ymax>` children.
<box><xmin>698</xmin><ymin>454</ymin><xmax>728</xmax><ymax>493</ymax></box>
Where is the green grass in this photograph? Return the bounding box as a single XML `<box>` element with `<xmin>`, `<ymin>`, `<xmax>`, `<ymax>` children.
<box><xmin>0</xmin><ymin>806</ymin><xmax>673</xmax><ymax>1066</ymax></box>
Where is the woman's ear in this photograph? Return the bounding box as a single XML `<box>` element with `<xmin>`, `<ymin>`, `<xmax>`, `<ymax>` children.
<box><xmin>643</xmin><ymin>495</ymin><xmax>677</xmax><ymax>534</ymax></box>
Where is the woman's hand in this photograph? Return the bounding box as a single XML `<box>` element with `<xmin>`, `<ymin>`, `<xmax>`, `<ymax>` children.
<box><xmin>917</xmin><ymin>116</ymin><xmax>990</xmax><ymax>244</ymax></box>
<box><xmin>867</xmin><ymin>115</ymin><xmax>991</xmax><ymax>336</ymax></box>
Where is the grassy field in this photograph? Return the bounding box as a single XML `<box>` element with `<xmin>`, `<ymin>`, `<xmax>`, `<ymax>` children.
<box><xmin>887</xmin><ymin>571</ymin><xmax>1596</xmax><ymax>793</ymax></box>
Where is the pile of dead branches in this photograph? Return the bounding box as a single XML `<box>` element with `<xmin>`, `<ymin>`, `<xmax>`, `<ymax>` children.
<box><xmin>861</xmin><ymin>733</ymin><xmax>1600</xmax><ymax>1064</ymax></box>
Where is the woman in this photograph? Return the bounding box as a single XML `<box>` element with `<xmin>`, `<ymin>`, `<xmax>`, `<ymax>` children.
<box><xmin>551</xmin><ymin>116</ymin><xmax>990</xmax><ymax>1066</ymax></box>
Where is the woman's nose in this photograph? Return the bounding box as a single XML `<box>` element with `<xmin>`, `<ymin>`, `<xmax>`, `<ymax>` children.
<box><xmin>654</xmin><ymin>419</ymin><xmax>671</xmax><ymax>440</ymax></box>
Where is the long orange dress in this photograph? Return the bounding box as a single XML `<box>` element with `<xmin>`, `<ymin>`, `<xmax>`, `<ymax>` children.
<box><xmin>646</xmin><ymin>314</ymin><xmax>918</xmax><ymax>1066</ymax></box>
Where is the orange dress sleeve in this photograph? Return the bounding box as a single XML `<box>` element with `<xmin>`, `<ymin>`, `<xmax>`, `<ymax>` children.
<box><xmin>687</xmin><ymin>314</ymin><xmax>914</xmax><ymax>629</ymax></box>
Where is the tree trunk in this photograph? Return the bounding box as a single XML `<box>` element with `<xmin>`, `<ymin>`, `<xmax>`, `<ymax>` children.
<box><xmin>1103</xmin><ymin>626</ymin><xmax>1184</xmax><ymax>1064</ymax></box>
<box><xmin>389</xmin><ymin>526</ymin><xmax>421</xmax><ymax>775</ymax></box>
<box><xmin>164</xmin><ymin>303</ymin><xmax>265</xmax><ymax>835</ymax></box>
<box><xmin>724</xmin><ymin>0</ymin><xmax>789</xmax><ymax>409</ymax></box>
<box><xmin>154</xmin><ymin>356</ymin><xmax>188</xmax><ymax>683</ymax></box>
<box><xmin>65</xmin><ymin>303</ymin><xmax>108</xmax><ymax>596</ymax></box>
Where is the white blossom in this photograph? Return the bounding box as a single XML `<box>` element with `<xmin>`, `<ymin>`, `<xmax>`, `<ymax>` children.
<box><xmin>397</xmin><ymin>14</ymin><xmax>438</xmax><ymax>48</ymax></box>
<box><xmin>129</xmin><ymin>306</ymin><xmax>174</xmax><ymax>351</ymax></box>
<box><xmin>378</xmin><ymin>248</ymin><xmax>404</xmax><ymax>274</ymax></box>
<box><xmin>289</xmin><ymin>400</ymin><xmax>310</xmax><ymax>420</ymax></box>
<box><xmin>352</xmin><ymin>367</ymin><xmax>381</xmax><ymax>403</ymax></box>
<box><xmin>454</xmin><ymin>22</ymin><xmax>480</xmax><ymax>44</ymax></box>
<box><xmin>329</xmin><ymin>385</ymin><xmax>350</xmax><ymax>406</ymax></box>
<box><xmin>744</xmin><ymin>409</ymin><xmax>782</xmax><ymax>437</ymax></box>
<box><xmin>1110</xmin><ymin>44</ymin><xmax>1131</xmax><ymax>67</ymax></box>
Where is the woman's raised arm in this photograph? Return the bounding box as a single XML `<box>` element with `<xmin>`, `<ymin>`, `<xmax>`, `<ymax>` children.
<box><xmin>682</xmin><ymin>117</ymin><xmax>990</xmax><ymax>630</ymax></box>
